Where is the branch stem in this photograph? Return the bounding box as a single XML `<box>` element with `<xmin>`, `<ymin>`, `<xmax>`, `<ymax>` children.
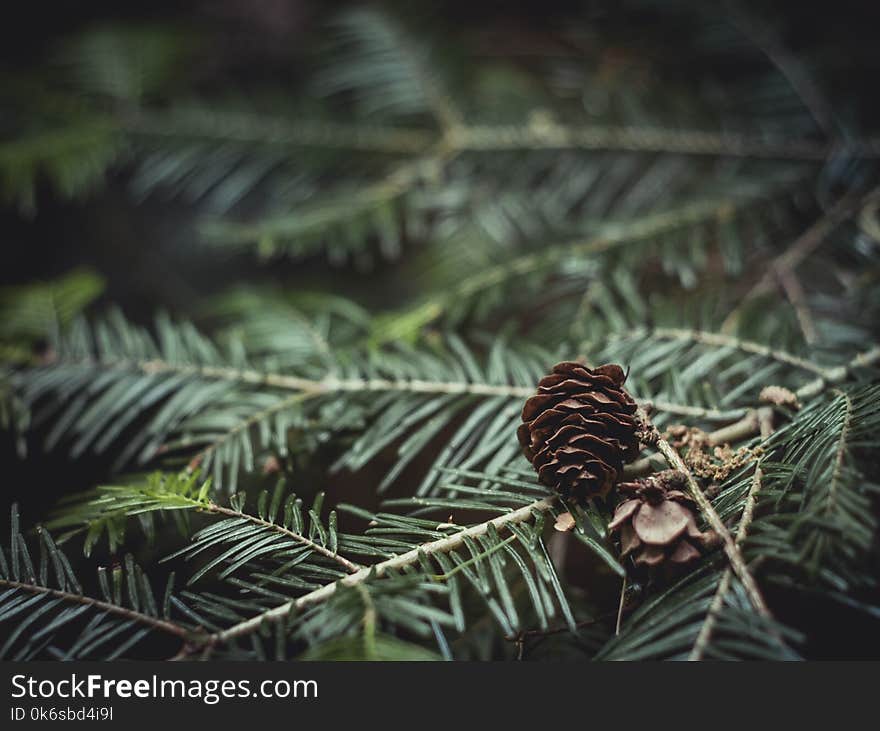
<box><xmin>689</xmin><ymin>408</ymin><xmax>776</xmax><ymax>660</ymax></box>
<box><xmin>723</xmin><ymin>188</ymin><xmax>877</xmax><ymax>332</ymax></box>
<box><xmin>0</xmin><ymin>578</ymin><xmax>194</xmax><ymax>640</ymax></box>
<box><xmin>647</xmin><ymin>327</ymin><xmax>831</xmax><ymax>377</ymax></box>
<box><xmin>450</xmin><ymin>123</ymin><xmax>873</xmax><ymax>160</ymax></box>
<box><xmin>643</xmin><ymin>409</ymin><xmax>771</xmax><ymax>618</ymax></box>
<box><xmin>203</xmin><ymin>503</ymin><xmax>362</xmax><ymax>574</ymax></box>
<box><xmin>200</xmin><ymin>496</ymin><xmax>556</xmax><ymax>648</ymax></box>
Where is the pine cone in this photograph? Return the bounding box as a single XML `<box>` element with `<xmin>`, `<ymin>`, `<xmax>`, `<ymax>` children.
<box><xmin>517</xmin><ymin>362</ymin><xmax>640</xmax><ymax>502</ymax></box>
<box><xmin>608</xmin><ymin>470</ymin><xmax>716</xmax><ymax>569</ymax></box>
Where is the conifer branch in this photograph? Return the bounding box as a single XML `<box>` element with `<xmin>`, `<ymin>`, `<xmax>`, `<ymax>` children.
<box><xmin>202</xmin><ymin>502</ymin><xmax>363</xmax><ymax>574</ymax></box>
<box><xmin>412</xmin><ymin>186</ymin><xmax>800</xmax><ymax>323</ymax></box>
<box><xmin>125</xmin><ymin>354</ymin><xmax>743</xmax><ymax>419</ymax></box>
<box><xmin>0</xmin><ymin>578</ymin><xmax>194</xmax><ymax>641</ymax></box>
<box><xmin>138</xmin><ymin>358</ymin><xmax>536</xmax><ymax>398</ymax></box>
<box><xmin>52</xmin><ymin>477</ymin><xmax>364</xmax><ymax>575</ymax></box>
<box><xmin>795</xmin><ymin>346</ymin><xmax>880</xmax><ymax>399</ymax></box>
<box><xmin>642</xmin><ymin>408</ymin><xmax>772</xmax><ymax>618</ymax></box>
<box><xmin>198</xmin><ymin>495</ymin><xmax>556</xmax><ymax>650</ymax></box>
<box><xmin>645</xmin><ymin>328</ymin><xmax>832</xmax><ymax>377</ymax></box>
<box><xmin>689</xmin><ymin>407</ymin><xmax>775</xmax><ymax>660</ymax></box>
<box><xmin>125</xmin><ymin>113</ymin><xmax>435</xmax><ymax>154</ymax></box>
<box><xmin>187</xmin><ymin>392</ymin><xmax>316</xmax><ymax>475</ymax></box>
<box><xmin>449</xmin><ymin>123</ymin><xmax>858</xmax><ymax>160</ymax></box>
<box><xmin>122</xmin><ymin>112</ymin><xmax>877</xmax><ymax>164</ymax></box>
<box><xmin>723</xmin><ymin>188</ymin><xmax>876</xmax><ymax>331</ymax></box>
<box><xmin>825</xmin><ymin>389</ymin><xmax>853</xmax><ymax>521</ymax></box>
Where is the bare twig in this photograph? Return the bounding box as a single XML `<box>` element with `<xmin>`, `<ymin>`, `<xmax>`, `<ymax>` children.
<box><xmin>645</xmin><ymin>400</ymin><xmax>749</xmax><ymax>422</ymax></box>
<box><xmin>707</xmin><ymin>409</ymin><xmax>763</xmax><ymax>447</ymax></box>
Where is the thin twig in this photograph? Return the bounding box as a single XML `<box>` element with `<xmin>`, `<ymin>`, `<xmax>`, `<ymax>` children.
<box><xmin>450</xmin><ymin>123</ymin><xmax>873</xmax><ymax>160</ymax></box>
<box><xmin>795</xmin><ymin>346</ymin><xmax>880</xmax><ymax>400</ymax></box>
<box><xmin>689</xmin><ymin>408</ymin><xmax>775</xmax><ymax>660</ymax></box>
<box><xmin>615</xmin><ymin>574</ymin><xmax>627</xmax><ymax>635</ymax></box>
<box><xmin>646</xmin><ymin>400</ymin><xmax>748</xmax><ymax>422</ymax></box>
<box><xmin>126</xmin><ymin>111</ymin><xmax>880</xmax><ymax>162</ymax></box>
<box><xmin>723</xmin><ymin>189</ymin><xmax>873</xmax><ymax>332</ymax></box>
<box><xmin>777</xmin><ymin>269</ymin><xmax>818</xmax><ymax>344</ymax></box>
<box><xmin>642</xmin><ymin>409</ymin><xmax>772</xmax><ymax>619</ymax></box>
<box><xmin>646</xmin><ymin>327</ymin><xmax>831</xmax><ymax>377</ymax></box>
<box><xmin>707</xmin><ymin>410</ymin><xmax>762</xmax><ymax>447</ymax></box>
<box><xmin>203</xmin><ymin>503</ymin><xmax>363</xmax><ymax>574</ymax></box>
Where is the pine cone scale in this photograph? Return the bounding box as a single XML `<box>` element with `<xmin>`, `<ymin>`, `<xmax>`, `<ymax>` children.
<box><xmin>632</xmin><ymin>501</ymin><xmax>691</xmax><ymax>545</ymax></box>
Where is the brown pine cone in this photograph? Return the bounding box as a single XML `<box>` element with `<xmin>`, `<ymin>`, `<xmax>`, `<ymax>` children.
<box><xmin>608</xmin><ymin>470</ymin><xmax>717</xmax><ymax>569</ymax></box>
<box><xmin>517</xmin><ymin>362</ymin><xmax>640</xmax><ymax>502</ymax></box>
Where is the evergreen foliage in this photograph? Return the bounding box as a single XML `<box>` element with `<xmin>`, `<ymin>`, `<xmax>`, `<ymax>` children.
<box><xmin>1</xmin><ymin>2</ymin><xmax>879</xmax><ymax>660</ymax></box>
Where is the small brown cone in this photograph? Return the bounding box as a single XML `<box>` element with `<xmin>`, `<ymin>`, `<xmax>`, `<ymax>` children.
<box><xmin>518</xmin><ymin>362</ymin><xmax>640</xmax><ymax>503</ymax></box>
<box><xmin>608</xmin><ymin>470</ymin><xmax>717</xmax><ymax>570</ymax></box>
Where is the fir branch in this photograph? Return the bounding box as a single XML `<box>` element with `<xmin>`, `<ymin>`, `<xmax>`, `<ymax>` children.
<box><xmin>824</xmin><ymin>390</ymin><xmax>853</xmax><ymax>525</ymax></box>
<box><xmin>125</xmin><ymin>112</ymin><xmax>434</xmax><ymax>155</ymax></box>
<box><xmin>644</xmin><ymin>328</ymin><xmax>832</xmax><ymax>378</ymax></box>
<box><xmin>140</xmin><ymin>357</ymin><xmax>535</xmax><ymax>398</ymax></box>
<box><xmin>125</xmin><ymin>112</ymin><xmax>880</xmax><ymax>163</ymax></box>
<box><xmin>794</xmin><ymin>346</ymin><xmax>880</xmax><ymax>400</ymax></box>
<box><xmin>449</xmin><ymin>123</ymin><xmax>853</xmax><ymax>161</ymax></box>
<box><xmin>689</xmin><ymin>407</ymin><xmax>774</xmax><ymax>660</ymax></box>
<box><xmin>723</xmin><ymin>188</ymin><xmax>875</xmax><ymax>331</ymax></box>
<box><xmin>201</xmin><ymin>502</ymin><xmax>362</xmax><ymax>574</ymax></box>
<box><xmin>748</xmin><ymin>384</ymin><xmax>880</xmax><ymax>588</ymax></box>
<box><xmin>0</xmin><ymin>577</ymin><xmax>192</xmax><ymax>641</ymax></box>
<box><xmin>51</xmin><ymin>473</ymin><xmax>362</xmax><ymax>574</ymax></box>
<box><xmin>198</xmin><ymin>495</ymin><xmax>556</xmax><ymax>650</ymax></box>
<box><xmin>200</xmin><ymin>156</ymin><xmax>440</xmax><ymax>256</ymax></box>
<box><xmin>96</xmin><ymin>338</ymin><xmax>755</xmax><ymax>417</ymax></box>
<box><xmin>642</xmin><ymin>408</ymin><xmax>772</xmax><ymax>618</ymax></box>
<box><xmin>394</xmin><ymin>183</ymin><xmax>801</xmax><ymax>328</ymax></box>
<box><xmin>645</xmin><ymin>401</ymin><xmax>749</xmax><ymax>422</ymax></box>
